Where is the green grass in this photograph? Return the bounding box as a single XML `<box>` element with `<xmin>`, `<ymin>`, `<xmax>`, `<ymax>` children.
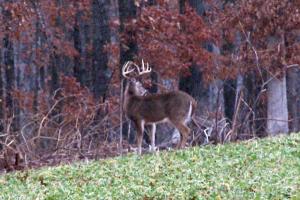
<box><xmin>1</xmin><ymin>134</ymin><xmax>300</xmax><ymax>200</ymax></box>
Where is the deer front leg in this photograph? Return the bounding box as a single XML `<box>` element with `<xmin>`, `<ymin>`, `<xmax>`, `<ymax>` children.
<box><xmin>149</xmin><ymin>123</ymin><xmax>156</xmax><ymax>152</ymax></box>
<box><xmin>135</xmin><ymin>120</ymin><xmax>145</xmax><ymax>155</ymax></box>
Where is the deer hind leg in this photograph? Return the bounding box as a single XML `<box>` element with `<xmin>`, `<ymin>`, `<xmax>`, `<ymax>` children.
<box><xmin>134</xmin><ymin>120</ymin><xmax>145</xmax><ymax>155</ymax></box>
<box><xmin>174</xmin><ymin>122</ymin><xmax>190</xmax><ymax>149</ymax></box>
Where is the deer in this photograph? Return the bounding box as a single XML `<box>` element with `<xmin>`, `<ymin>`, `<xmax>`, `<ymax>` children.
<box><xmin>122</xmin><ymin>60</ymin><xmax>197</xmax><ymax>155</ymax></box>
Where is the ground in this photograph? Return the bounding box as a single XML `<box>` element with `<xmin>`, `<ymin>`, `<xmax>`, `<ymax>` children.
<box><xmin>0</xmin><ymin>134</ymin><xmax>299</xmax><ymax>199</ymax></box>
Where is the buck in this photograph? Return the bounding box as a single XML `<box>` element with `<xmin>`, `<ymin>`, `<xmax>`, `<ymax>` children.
<box><xmin>122</xmin><ymin>60</ymin><xmax>197</xmax><ymax>155</ymax></box>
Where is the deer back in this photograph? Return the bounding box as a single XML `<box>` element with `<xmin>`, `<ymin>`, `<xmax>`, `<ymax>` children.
<box><xmin>124</xmin><ymin>81</ymin><xmax>196</xmax><ymax>124</ymax></box>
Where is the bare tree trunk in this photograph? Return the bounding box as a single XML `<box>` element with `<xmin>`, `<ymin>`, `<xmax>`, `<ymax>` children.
<box><xmin>118</xmin><ymin>0</ymin><xmax>137</xmax><ymax>64</ymax></box>
<box><xmin>33</xmin><ymin>17</ymin><xmax>43</xmax><ymax>113</ymax></box>
<box><xmin>267</xmin><ymin>75</ymin><xmax>289</xmax><ymax>135</ymax></box>
<box><xmin>118</xmin><ymin>0</ymin><xmax>137</xmax><ymax>143</ymax></box>
<box><xmin>187</xmin><ymin>0</ymin><xmax>205</xmax><ymax>15</ymax></box>
<box><xmin>73</xmin><ymin>12</ymin><xmax>86</xmax><ymax>86</ymax></box>
<box><xmin>267</xmin><ymin>32</ymin><xmax>289</xmax><ymax>136</ymax></box>
<box><xmin>92</xmin><ymin>0</ymin><xmax>111</xmax><ymax>101</ymax></box>
<box><xmin>3</xmin><ymin>35</ymin><xmax>16</xmax><ymax>130</ymax></box>
<box><xmin>2</xmin><ymin>1</ymin><xmax>18</xmax><ymax>131</ymax></box>
<box><xmin>0</xmin><ymin>48</ymin><xmax>4</xmax><ymax>145</ymax></box>
<box><xmin>14</xmin><ymin>36</ymin><xmax>29</xmax><ymax>131</ymax></box>
<box><xmin>224</xmin><ymin>78</ymin><xmax>237</xmax><ymax>122</ymax></box>
<box><xmin>223</xmin><ymin>31</ymin><xmax>256</xmax><ymax>139</ymax></box>
<box><xmin>287</xmin><ymin>65</ymin><xmax>300</xmax><ymax>133</ymax></box>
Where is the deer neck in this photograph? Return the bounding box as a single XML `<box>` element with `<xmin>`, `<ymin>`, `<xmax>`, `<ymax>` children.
<box><xmin>123</xmin><ymin>92</ymin><xmax>137</xmax><ymax>112</ymax></box>
<box><xmin>123</xmin><ymin>90</ymin><xmax>146</xmax><ymax>117</ymax></box>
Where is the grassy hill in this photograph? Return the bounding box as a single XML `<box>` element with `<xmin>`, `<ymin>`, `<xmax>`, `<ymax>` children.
<box><xmin>0</xmin><ymin>134</ymin><xmax>299</xmax><ymax>199</ymax></box>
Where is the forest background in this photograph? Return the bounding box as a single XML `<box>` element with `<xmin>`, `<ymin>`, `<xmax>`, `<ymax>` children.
<box><xmin>0</xmin><ymin>0</ymin><xmax>299</xmax><ymax>171</ymax></box>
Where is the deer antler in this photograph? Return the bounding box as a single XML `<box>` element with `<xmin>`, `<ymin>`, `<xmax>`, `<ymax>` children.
<box><xmin>138</xmin><ymin>59</ymin><xmax>152</xmax><ymax>75</ymax></box>
<box><xmin>122</xmin><ymin>60</ymin><xmax>152</xmax><ymax>78</ymax></box>
<box><xmin>122</xmin><ymin>61</ymin><xmax>135</xmax><ymax>78</ymax></box>
<box><xmin>131</xmin><ymin>59</ymin><xmax>152</xmax><ymax>75</ymax></box>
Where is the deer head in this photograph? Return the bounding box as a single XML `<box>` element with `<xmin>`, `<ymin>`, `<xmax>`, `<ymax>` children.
<box><xmin>122</xmin><ymin>60</ymin><xmax>151</xmax><ymax>96</ymax></box>
<box><xmin>122</xmin><ymin>60</ymin><xmax>197</xmax><ymax>155</ymax></box>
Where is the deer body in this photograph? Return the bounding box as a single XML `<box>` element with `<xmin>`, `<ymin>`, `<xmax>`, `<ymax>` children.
<box><xmin>124</xmin><ymin>89</ymin><xmax>195</xmax><ymax>124</ymax></box>
<box><xmin>124</xmin><ymin>80</ymin><xmax>197</xmax><ymax>154</ymax></box>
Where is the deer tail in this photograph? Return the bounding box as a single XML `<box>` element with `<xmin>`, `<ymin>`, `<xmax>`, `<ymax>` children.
<box><xmin>191</xmin><ymin>99</ymin><xmax>197</xmax><ymax>117</ymax></box>
<box><xmin>190</xmin><ymin>99</ymin><xmax>199</xmax><ymax>128</ymax></box>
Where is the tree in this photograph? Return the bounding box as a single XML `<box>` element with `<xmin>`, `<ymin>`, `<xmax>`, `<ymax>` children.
<box><xmin>287</xmin><ymin>67</ymin><xmax>300</xmax><ymax>132</ymax></box>
<box><xmin>221</xmin><ymin>0</ymin><xmax>300</xmax><ymax>135</ymax></box>
<box><xmin>118</xmin><ymin>0</ymin><xmax>137</xmax><ymax>64</ymax></box>
<box><xmin>2</xmin><ymin>0</ymin><xmax>17</xmax><ymax>131</ymax></box>
<box><xmin>179</xmin><ymin>0</ymin><xmax>224</xmax><ymax>119</ymax></box>
<box><xmin>91</xmin><ymin>0</ymin><xmax>111</xmax><ymax>101</ymax></box>
<box><xmin>118</xmin><ymin>0</ymin><xmax>138</xmax><ymax>143</ymax></box>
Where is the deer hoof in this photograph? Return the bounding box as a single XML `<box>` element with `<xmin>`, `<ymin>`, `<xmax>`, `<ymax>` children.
<box><xmin>149</xmin><ymin>145</ymin><xmax>157</xmax><ymax>152</ymax></box>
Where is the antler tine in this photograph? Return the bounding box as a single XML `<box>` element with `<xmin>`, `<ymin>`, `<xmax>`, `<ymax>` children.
<box><xmin>142</xmin><ymin>59</ymin><xmax>145</xmax><ymax>71</ymax></box>
<box><xmin>145</xmin><ymin>60</ymin><xmax>151</xmax><ymax>73</ymax></box>
<box><xmin>122</xmin><ymin>61</ymin><xmax>135</xmax><ymax>78</ymax></box>
<box><xmin>137</xmin><ymin>59</ymin><xmax>151</xmax><ymax>75</ymax></box>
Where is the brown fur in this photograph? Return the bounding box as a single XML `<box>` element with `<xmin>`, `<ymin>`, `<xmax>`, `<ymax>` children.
<box><xmin>123</xmin><ymin>81</ymin><xmax>197</xmax><ymax>154</ymax></box>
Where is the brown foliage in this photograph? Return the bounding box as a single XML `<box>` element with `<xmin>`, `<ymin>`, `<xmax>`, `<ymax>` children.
<box><xmin>123</xmin><ymin>4</ymin><xmax>220</xmax><ymax>81</ymax></box>
<box><xmin>220</xmin><ymin>0</ymin><xmax>300</xmax><ymax>74</ymax></box>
